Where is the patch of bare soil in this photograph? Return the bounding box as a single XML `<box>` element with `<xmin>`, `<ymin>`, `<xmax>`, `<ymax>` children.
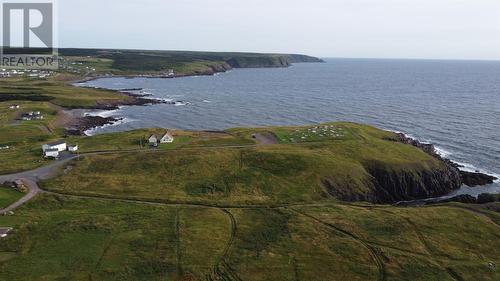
<box><xmin>252</xmin><ymin>132</ymin><xmax>279</xmax><ymax>145</ymax></box>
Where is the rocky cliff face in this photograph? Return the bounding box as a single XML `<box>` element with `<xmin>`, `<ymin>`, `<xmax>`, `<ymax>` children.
<box><xmin>225</xmin><ymin>56</ymin><xmax>291</xmax><ymax>68</ymax></box>
<box><xmin>225</xmin><ymin>54</ymin><xmax>322</xmax><ymax>68</ymax></box>
<box><xmin>322</xmin><ymin>162</ymin><xmax>462</xmax><ymax>204</ymax></box>
<box><xmin>392</xmin><ymin>133</ymin><xmax>497</xmax><ymax>187</ymax></box>
<box><xmin>365</xmin><ymin>164</ymin><xmax>462</xmax><ymax>203</ymax></box>
<box><xmin>322</xmin><ymin>131</ymin><xmax>495</xmax><ymax>204</ymax></box>
<box><xmin>285</xmin><ymin>54</ymin><xmax>324</xmax><ymax>63</ymax></box>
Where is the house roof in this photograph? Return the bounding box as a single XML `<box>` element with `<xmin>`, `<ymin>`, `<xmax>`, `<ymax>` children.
<box><xmin>44</xmin><ymin>148</ymin><xmax>59</xmax><ymax>153</ymax></box>
<box><xmin>47</xmin><ymin>140</ymin><xmax>66</xmax><ymax>146</ymax></box>
<box><xmin>161</xmin><ymin>132</ymin><xmax>173</xmax><ymax>139</ymax></box>
<box><xmin>149</xmin><ymin>134</ymin><xmax>157</xmax><ymax>139</ymax></box>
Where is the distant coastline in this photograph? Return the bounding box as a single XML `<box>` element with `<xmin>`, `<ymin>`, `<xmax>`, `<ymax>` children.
<box><xmin>64</xmin><ymin>53</ymin><xmax>323</xmax><ymax>135</ymax></box>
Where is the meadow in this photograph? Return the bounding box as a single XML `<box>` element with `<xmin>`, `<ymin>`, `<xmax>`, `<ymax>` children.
<box><xmin>0</xmin><ymin>186</ymin><xmax>24</xmax><ymax>209</ymax></box>
<box><xmin>42</xmin><ymin>123</ymin><xmax>445</xmax><ymax>205</ymax></box>
<box><xmin>0</xmin><ymin>193</ymin><xmax>497</xmax><ymax>281</ymax></box>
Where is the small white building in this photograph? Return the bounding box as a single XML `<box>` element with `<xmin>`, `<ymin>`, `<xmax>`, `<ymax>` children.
<box><xmin>68</xmin><ymin>145</ymin><xmax>79</xmax><ymax>152</ymax></box>
<box><xmin>8</xmin><ymin>105</ymin><xmax>19</xmax><ymax>109</ymax></box>
<box><xmin>160</xmin><ymin>132</ymin><xmax>174</xmax><ymax>143</ymax></box>
<box><xmin>44</xmin><ymin>148</ymin><xmax>59</xmax><ymax>158</ymax></box>
<box><xmin>42</xmin><ymin>140</ymin><xmax>67</xmax><ymax>153</ymax></box>
<box><xmin>149</xmin><ymin>135</ymin><xmax>158</xmax><ymax>147</ymax></box>
<box><xmin>0</xmin><ymin>228</ymin><xmax>12</xmax><ymax>238</ymax></box>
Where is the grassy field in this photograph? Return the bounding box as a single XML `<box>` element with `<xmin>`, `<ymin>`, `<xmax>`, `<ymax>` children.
<box><xmin>63</xmin><ymin>129</ymin><xmax>254</xmax><ymax>153</ymax></box>
<box><xmin>0</xmin><ymin>76</ymin><xmax>129</xmax><ymax>173</ymax></box>
<box><xmin>0</xmin><ymin>193</ymin><xmax>497</xmax><ymax>280</ymax></box>
<box><xmin>0</xmin><ymin>112</ymin><xmax>253</xmax><ymax>174</ymax></box>
<box><xmin>42</xmin><ymin>123</ymin><xmax>445</xmax><ymax>205</ymax></box>
<box><xmin>0</xmin><ymin>187</ymin><xmax>24</xmax><ymax>209</ymax></box>
<box><xmin>0</xmin><ymin>77</ymin><xmax>128</xmax><ymax>108</ymax></box>
<box><xmin>0</xmin><ymin>101</ymin><xmax>61</xmax><ymax>173</ymax></box>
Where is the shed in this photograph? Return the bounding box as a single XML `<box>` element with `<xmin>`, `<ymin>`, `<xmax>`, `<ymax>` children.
<box><xmin>0</xmin><ymin>228</ymin><xmax>12</xmax><ymax>238</ymax></box>
<box><xmin>44</xmin><ymin>148</ymin><xmax>59</xmax><ymax>158</ymax></box>
<box><xmin>68</xmin><ymin>145</ymin><xmax>79</xmax><ymax>152</ymax></box>
<box><xmin>149</xmin><ymin>135</ymin><xmax>158</xmax><ymax>147</ymax></box>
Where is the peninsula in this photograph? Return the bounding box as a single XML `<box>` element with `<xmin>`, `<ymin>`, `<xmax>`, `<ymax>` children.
<box><xmin>0</xmin><ymin>49</ymin><xmax>498</xmax><ymax>281</ymax></box>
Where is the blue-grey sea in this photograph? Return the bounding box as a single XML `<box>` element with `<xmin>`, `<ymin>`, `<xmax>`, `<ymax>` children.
<box><xmin>79</xmin><ymin>59</ymin><xmax>500</xmax><ymax>196</ymax></box>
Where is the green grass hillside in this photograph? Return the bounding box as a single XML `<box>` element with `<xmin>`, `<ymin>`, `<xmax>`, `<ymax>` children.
<box><xmin>42</xmin><ymin>123</ymin><xmax>458</xmax><ymax>205</ymax></box>
<box><xmin>0</xmin><ymin>78</ymin><xmax>129</xmax><ymax>108</ymax></box>
<box><xmin>0</xmin><ymin>186</ymin><xmax>24</xmax><ymax>209</ymax></box>
<box><xmin>0</xmin><ymin>194</ymin><xmax>498</xmax><ymax>281</ymax></box>
<box><xmin>0</xmin><ymin>122</ymin><xmax>498</xmax><ymax>281</ymax></box>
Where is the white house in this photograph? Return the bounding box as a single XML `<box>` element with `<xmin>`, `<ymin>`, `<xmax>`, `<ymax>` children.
<box><xmin>160</xmin><ymin>132</ymin><xmax>174</xmax><ymax>143</ymax></box>
<box><xmin>68</xmin><ymin>145</ymin><xmax>79</xmax><ymax>152</ymax></box>
<box><xmin>149</xmin><ymin>135</ymin><xmax>158</xmax><ymax>147</ymax></box>
<box><xmin>42</xmin><ymin>140</ymin><xmax>67</xmax><ymax>152</ymax></box>
<box><xmin>44</xmin><ymin>149</ymin><xmax>59</xmax><ymax>158</ymax></box>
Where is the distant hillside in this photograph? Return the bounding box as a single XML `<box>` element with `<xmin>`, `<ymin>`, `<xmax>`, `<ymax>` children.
<box><xmin>57</xmin><ymin>48</ymin><xmax>323</xmax><ymax>76</ymax></box>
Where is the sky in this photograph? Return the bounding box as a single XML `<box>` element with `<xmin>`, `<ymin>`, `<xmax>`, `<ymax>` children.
<box><xmin>57</xmin><ymin>0</ymin><xmax>500</xmax><ymax>60</ymax></box>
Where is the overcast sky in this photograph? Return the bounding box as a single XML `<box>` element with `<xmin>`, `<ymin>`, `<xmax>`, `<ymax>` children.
<box><xmin>58</xmin><ymin>0</ymin><xmax>500</xmax><ymax>60</ymax></box>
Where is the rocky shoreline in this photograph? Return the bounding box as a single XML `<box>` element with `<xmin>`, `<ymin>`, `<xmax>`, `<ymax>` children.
<box><xmin>390</xmin><ymin>133</ymin><xmax>498</xmax><ymax>206</ymax></box>
<box><xmin>65</xmin><ymin>115</ymin><xmax>121</xmax><ymax>136</ymax></box>
<box><xmin>63</xmin><ymin>85</ymin><xmax>183</xmax><ymax>135</ymax></box>
<box><xmin>393</xmin><ymin>132</ymin><xmax>497</xmax><ymax>187</ymax></box>
<box><xmin>72</xmin><ymin>62</ymin><xmax>233</xmax><ymax>85</ymax></box>
<box><xmin>66</xmin><ymin>59</ymin><xmax>308</xmax><ymax>133</ymax></box>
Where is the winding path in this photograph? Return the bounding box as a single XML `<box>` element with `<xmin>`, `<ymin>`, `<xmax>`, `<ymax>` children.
<box><xmin>0</xmin><ymin>179</ymin><xmax>41</xmax><ymax>214</ymax></box>
<box><xmin>0</xmin><ymin>155</ymin><xmax>77</xmax><ymax>214</ymax></box>
<box><xmin>288</xmin><ymin>208</ymin><xmax>387</xmax><ymax>281</ymax></box>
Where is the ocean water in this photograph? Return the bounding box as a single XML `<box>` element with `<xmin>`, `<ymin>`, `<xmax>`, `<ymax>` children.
<box><xmin>79</xmin><ymin>58</ymin><xmax>500</xmax><ymax>196</ymax></box>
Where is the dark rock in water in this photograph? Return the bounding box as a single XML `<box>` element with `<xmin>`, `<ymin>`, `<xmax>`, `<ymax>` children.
<box><xmin>66</xmin><ymin>116</ymin><xmax>120</xmax><ymax>136</ymax></box>
<box><xmin>400</xmin><ymin>193</ymin><xmax>500</xmax><ymax>206</ymax></box>
<box><xmin>392</xmin><ymin>133</ymin><xmax>438</xmax><ymax>156</ymax></box>
<box><xmin>391</xmin><ymin>132</ymin><xmax>497</xmax><ymax>188</ymax></box>
<box><xmin>477</xmin><ymin>193</ymin><xmax>499</xmax><ymax>204</ymax></box>
<box><xmin>440</xmin><ymin>194</ymin><xmax>477</xmax><ymax>204</ymax></box>
<box><xmin>460</xmin><ymin>171</ymin><xmax>497</xmax><ymax>187</ymax></box>
<box><xmin>117</xmin><ymin>88</ymin><xmax>143</xmax><ymax>91</ymax></box>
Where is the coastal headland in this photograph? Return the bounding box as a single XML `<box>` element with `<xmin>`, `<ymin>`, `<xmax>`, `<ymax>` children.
<box><xmin>0</xmin><ymin>49</ymin><xmax>498</xmax><ymax>281</ymax></box>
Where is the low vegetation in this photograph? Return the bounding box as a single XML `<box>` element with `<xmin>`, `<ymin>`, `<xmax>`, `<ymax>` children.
<box><xmin>0</xmin><ymin>78</ymin><xmax>128</xmax><ymax>108</ymax></box>
<box><xmin>0</xmin><ymin>186</ymin><xmax>24</xmax><ymax>209</ymax></box>
<box><xmin>0</xmin><ymin>101</ymin><xmax>61</xmax><ymax>173</ymax></box>
<box><xmin>42</xmin><ymin>123</ymin><xmax>447</xmax><ymax>205</ymax></box>
<box><xmin>0</xmin><ymin>194</ymin><xmax>497</xmax><ymax>280</ymax></box>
